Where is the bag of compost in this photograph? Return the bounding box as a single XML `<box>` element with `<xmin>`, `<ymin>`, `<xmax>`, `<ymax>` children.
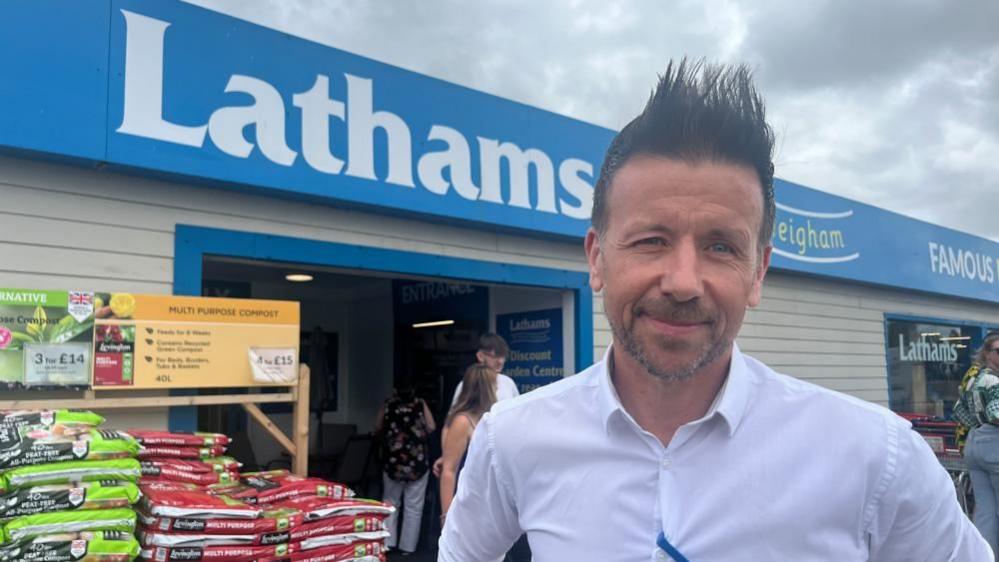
<box><xmin>0</xmin><ymin>480</ymin><xmax>139</xmax><ymax>520</ymax></box>
<box><xmin>139</xmin><ymin>543</ymin><xmax>293</xmax><ymax>562</ymax></box>
<box><xmin>1</xmin><ymin>507</ymin><xmax>136</xmax><ymax>544</ymax></box>
<box><xmin>258</xmin><ymin>540</ymin><xmax>383</xmax><ymax>562</ymax></box>
<box><xmin>0</xmin><ymin>530</ymin><xmax>140</xmax><ymax>562</ymax></box>
<box><xmin>139</xmin><ymin>481</ymin><xmax>260</xmax><ymax>519</ymax></box>
<box><xmin>240</xmin><ymin>471</ymin><xmax>353</xmax><ymax>505</ymax></box>
<box><xmin>285</xmin><ymin>515</ymin><xmax>387</xmax><ymax>543</ymax></box>
<box><xmin>0</xmin><ymin>429</ymin><xmax>139</xmax><ymax>470</ymax></box>
<box><xmin>140</xmin><ymin>457</ymin><xmax>240</xmax><ymax>475</ymax></box>
<box><xmin>138</xmin><ymin>506</ymin><xmax>301</xmax><ymax>536</ymax></box>
<box><xmin>0</xmin><ymin>411</ymin><xmax>104</xmax><ymax>449</ymax></box>
<box><xmin>127</xmin><ymin>430</ymin><xmax>231</xmax><ymax>447</ymax></box>
<box><xmin>272</xmin><ymin>497</ymin><xmax>394</xmax><ymax>522</ymax></box>
<box><xmin>137</xmin><ymin>445</ymin><xmax>227</xmax><ymax>460</ymax></box>
<box><xmin>0</xmin><ymin>459</ymin><xmax>142</xmax><ymax>493</ymax></box>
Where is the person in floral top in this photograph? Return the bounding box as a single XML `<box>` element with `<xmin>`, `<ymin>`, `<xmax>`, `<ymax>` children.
<box><xmin>375</xmin><ymin>384</ymin><xmax>436</xmax><ymax>555</ymax></box>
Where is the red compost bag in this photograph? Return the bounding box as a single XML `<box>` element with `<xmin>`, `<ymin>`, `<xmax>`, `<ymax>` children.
<box><xmin>273</xmin><ymin>497</ymin><xmax>394</xmax><ymax>521</ymax></box>
<box><xmin>241</xmin><ymin>470</ymin><xmax>353</xmax><ymax>504</ymax></box>
<box><xmin>138</xmin><ymin>506</ymin><xmax>303</xmax><ymax>537</ymax></box>
<box><xmin>288</xmin><ymin>515</ymin><xmax>387</xmax><ymax>542</ymax></box>
<box><xmin>139</xmin><ymin>481</ymin><xmax>261</xmax><ymax>519</ymax></box>
<box><xmin>139</xmin><ymin>543</ymin><xmax>295</xmax><ymax>562</ymax></box>
<box><xmin>200</xmin><ymin>481</ymin><xmax>261</xmax><ymax>504</ymax></box>
<box><xmin>128</xmin><ymin>430</ymin><xmax>231</xmax><ymax>447</ymax></box>
<box><xmin>140</xmin><ymin>469</ymin><xmax>240</xmax><ymax>486</ymax></box>
<box><xmin>141</xmin><ymin>457</ymin><xmax>241</xmax><ymax>474</ymax></box>
<box><xmin>138</xmin><ymin>445</ymin><xmax>227</xmax><ymax>460</ymax></box>
<box><xmin>259</xmin><ymin>540</ymin><xmax>385</xmax><ymax>562</ymax></box>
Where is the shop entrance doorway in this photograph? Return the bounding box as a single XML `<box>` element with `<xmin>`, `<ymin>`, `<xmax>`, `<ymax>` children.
<box><xmin>170</xmin><ymin>225</ymin><xmax>593</xmax><ymax>468</ymax></box>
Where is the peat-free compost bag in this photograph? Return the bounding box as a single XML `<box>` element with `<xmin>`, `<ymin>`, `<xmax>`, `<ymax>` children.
<box><xmin>0</xmin><ymin>507</ymin><xmax>137</xmax><ymax>543</ymax></box>
<box><xmin>0</xmin><ymin>530</ymin><xmax>140</xmax><ymax>562</ymax></box>
<box><xmin>0</xmin><ymin>459</ymin><xmax>142</xmax><ymax>493</ymax></box>
<box><xmin>0</xmin><ymin>429</ymin><xmax>139</xmax><ymax>470</ymax></box>
<box><xmin>0</xmin><ymin>480</ymin><xmax>140</xmax><ymax>520</ymax></box>
<box><xmin>0</xmin><ymin>410</ymin><xmax>104</xmax><ymax>444</ymax></box>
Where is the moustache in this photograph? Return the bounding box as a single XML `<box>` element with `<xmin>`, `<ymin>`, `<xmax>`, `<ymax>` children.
<box><xmin>635</xmin><ymin>299</ymin><xmax>716</xmax><ymax>325</ymax></box>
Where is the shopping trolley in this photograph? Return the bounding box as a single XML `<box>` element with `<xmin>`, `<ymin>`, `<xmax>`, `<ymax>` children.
<box><xmin>899</xmin><ymin>413</ymin><xmax>974</xmax><ymax>516</ymax></box>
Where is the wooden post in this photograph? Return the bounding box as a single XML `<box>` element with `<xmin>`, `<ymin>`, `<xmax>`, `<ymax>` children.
<box><xmin>292</xmin><ymin>364</ymin><xmax>311</xmax><ymax>476</ymax></box>
<box><xmin>243</xmin><ymin>403</ymin><xmax>296</xmax><ymax>456</ymax></box>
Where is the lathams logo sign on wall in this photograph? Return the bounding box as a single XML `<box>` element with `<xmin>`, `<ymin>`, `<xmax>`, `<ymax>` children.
<box><xmin>113</xmin><ymin>9</ymin><xmax>601</xmax><ymax>233</ymax></box>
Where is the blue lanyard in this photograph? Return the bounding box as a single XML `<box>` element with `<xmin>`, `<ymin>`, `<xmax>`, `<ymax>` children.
<box><xmin>657</xmin><ymin>531</ymin><xmax>692</xmax><ymax>562</ymax></box>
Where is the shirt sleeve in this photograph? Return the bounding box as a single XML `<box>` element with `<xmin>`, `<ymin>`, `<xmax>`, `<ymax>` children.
<box><xmin>867</xmin><ymin>421</ymin><xmax>992</xmax><ymax>561</ymax></box>
<box><xmin>505</xmin><ymin>375</ymin><xmax>521</xmax><ymax>398</ymax></box>
<box><xmin>438</xmin><ymin>412</ymin><xmax>522</xmax><ymax>562</ymax></box>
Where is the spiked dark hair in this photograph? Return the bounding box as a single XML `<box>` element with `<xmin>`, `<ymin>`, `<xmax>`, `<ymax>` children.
<box><xmin>591</xmin><ymin>58</ymin><xmax>776</xmax><ymax>251</ymax></box>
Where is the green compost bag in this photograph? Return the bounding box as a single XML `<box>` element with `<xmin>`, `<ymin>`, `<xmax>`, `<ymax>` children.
<box><xmin>0</xmin><ymin>429</ymin><xmax>139</xmax><ymax>470</ymax></box>
<box><xmin>0</xmin><ymin>530</ymin><xmax>139</xmax><ymax>562</ymax></box>
<box><xmin>0</xmin><ymin>480</ymin><xmax>140</xmax><ymax>520</ymax></box>
<box><xmin>1</xmin><ymin>507</ymin><xmax>136</xmax><ymax>544</ymax></box>
<box><xmin>0</xmin><ymin>410</ymin><xmax>104</xmax><ymax>433</ymax></box>
<box><xmin>0</xmin><ymin>410</ymin><xmax>104</xmax><ymax>451</ymax></box>
<box><xmin>0</xmin><ymin>459</ymin><xmax>141</xmax><ymax>493</ymax></box>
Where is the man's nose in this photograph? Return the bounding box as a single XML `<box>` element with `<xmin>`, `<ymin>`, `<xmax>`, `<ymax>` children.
<box><xmin>659</xmin><ymin>239</ymin><xmax>704</xmax><ymax>302</ymax></box>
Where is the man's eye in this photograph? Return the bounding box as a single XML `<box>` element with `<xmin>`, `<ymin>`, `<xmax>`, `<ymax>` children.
<box><xmin>709</xmin><ymin>242</ymin><xmax>733</xmax><ymax>253</ymax></box>
<box><xmin>634</xmin><ymin>238</ymin><xmax>665</xmax><ymax>246</ymax></box>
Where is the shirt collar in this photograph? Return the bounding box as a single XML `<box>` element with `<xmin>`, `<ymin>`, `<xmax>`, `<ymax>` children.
<box><xmin>594</xmin><ymin>342</ymin><xmax>753</xmax><ymax>437</ymax></box>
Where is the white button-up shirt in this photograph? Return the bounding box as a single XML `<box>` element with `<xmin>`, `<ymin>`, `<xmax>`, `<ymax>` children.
<box><xmin>451</xmin><ymin>373</ymin><xmax>521</xmax><ymax>407</ymax></box>
<box><xmin>439</xmin><ymin>345</ymin><xmax>990</xmax><ymax>561</ymax></box>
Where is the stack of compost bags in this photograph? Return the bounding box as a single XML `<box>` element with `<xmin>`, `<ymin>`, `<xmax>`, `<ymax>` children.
<box><xmin>136</xmin><ymin>468</ymin><xmax>393</xmax><ymax>561</ymax></box>
<box><xmin>0</xmin><ymin>410</ymin><xmax>141</xmax><ymax>561</ymax></box>
<box><xmin>129</xmin><ymin>430</ymin><xmax>242</xmax><ymax>487</ymax></box>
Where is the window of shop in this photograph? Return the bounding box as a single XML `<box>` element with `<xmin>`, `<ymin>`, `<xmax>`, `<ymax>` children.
<box><xmin>886</xmin><ymin>317</ymin><xmax>976</xmax><ymax>417</ymax></box>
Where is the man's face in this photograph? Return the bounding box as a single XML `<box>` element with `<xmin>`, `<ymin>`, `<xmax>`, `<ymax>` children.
<box><xmin>585</xmin><ymin>156</ymin><xmax>770</xmax><ymax>382</ymax></box>
<box><xmin>477</xmin><ymin>349</ymin><xmax>506</xmax><ymax>373</ymax></box>
<box><xmin>987</xmin><ymin>340</ymin><xmax>999</xmax><ymax>371</ymax></box>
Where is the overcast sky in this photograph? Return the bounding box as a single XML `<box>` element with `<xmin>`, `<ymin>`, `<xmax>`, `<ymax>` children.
<box><xmin>185</xmin><ymin>0</ymin><xmax>999</xmax><ymax>242</ymax></box>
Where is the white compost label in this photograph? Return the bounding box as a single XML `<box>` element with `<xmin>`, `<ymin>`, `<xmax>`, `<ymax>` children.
<box><xmin>248</xmin><ymin>347</ymin><xmax>297</xmax><ymax>384</ymax></box>
<box><xmin>22</xmin><ymin>342</ymin><xmax>91</xmax><ymax>386</ymax></box>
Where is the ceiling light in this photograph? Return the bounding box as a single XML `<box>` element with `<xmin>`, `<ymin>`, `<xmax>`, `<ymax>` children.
<box><xmin>939</xmin><ymin>336</ymin><xmax>972</xmax><ymax>341</ymax></box>
<box><xmin>413</xmin><ymin>320</ymin><xmax>455</xmax><ymax>329</ymax></box>
<box><xmin>285</xmin><ymin>273</ymin><xmax>314</xmax><ymax>282</ymax></box>
<box><xmin>920</xmin><ymin>332</ymin><xmax>941</xmax><ymax>338</ymax></box>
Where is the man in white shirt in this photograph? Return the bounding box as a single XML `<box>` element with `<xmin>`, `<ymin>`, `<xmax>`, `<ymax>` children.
<box><xmin>433</xmin><ymin>333</ymin><xmax>521</xmax><ymax>477</ymax></box>
<box><xmin>450</xmin><ymin>333</ymin><xmax>520</xmax><ymax>406</ymax></box>
<box><xmin>438</xmin><ymin>58</ymin><xmax>991</xmax><ymax>561</ymax></box>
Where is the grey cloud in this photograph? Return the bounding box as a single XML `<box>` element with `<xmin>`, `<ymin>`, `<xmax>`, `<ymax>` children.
<box><xmin>185</xmin><ymin>0</ymin><xmax>999</xmax><ymax>241</ymax></box>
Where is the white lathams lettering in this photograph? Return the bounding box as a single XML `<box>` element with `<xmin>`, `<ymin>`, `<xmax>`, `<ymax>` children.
<box><xmin>115</xmin><ymin>9</ymin><xmax>596</xmax><ymax>219</ymax></box>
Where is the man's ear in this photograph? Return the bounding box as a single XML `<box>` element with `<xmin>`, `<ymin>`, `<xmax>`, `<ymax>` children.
<box><xmin>475</xmin><ymin>350</ymin><xmax>485</xmax><ymax>364</ymax></box>
<box><xmin>747</xmin><ymin>245</ymin><xmax>771</xmax><ymax>308</ymax></box>
<box><xmin>584</xmin><ymin>228</ymin><xmax>604</xmax><ymax>293</ymax></box>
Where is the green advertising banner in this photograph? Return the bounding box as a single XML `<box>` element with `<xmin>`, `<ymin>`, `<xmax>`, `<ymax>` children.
<box><xmin>0</xmin><ymin>289</ymin><xmax>96</xmax><ymax>388</ymax></box>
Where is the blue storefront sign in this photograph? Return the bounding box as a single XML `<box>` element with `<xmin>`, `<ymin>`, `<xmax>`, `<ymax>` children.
<box><xmin>0</xmin><ymin>1</ymin><xmax>996</xmax><ymax>304</ymax></box>
<box><xmin>771</xmin><ymin>179</ymin><xmax>999</xmax><ymax>303</ymax></box>
<box><xmin>497</xmin><ymin>309</ymin><xmax>564</xmax><ymax>393</ymax></box>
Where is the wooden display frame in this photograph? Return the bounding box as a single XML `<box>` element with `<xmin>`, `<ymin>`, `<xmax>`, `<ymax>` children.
<box><xmin>0</xmin><ymin>365</ymin><xmax>312</xmax><ymax>476</ymax></box>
